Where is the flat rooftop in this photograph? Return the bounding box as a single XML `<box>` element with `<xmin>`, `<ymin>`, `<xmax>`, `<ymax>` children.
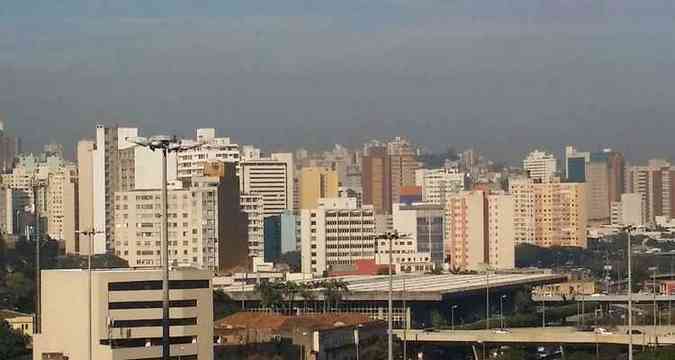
<box><xmin>225</xmin><ymin>272</ymin><xmax>566</xmax><ymax>302</ymax></box>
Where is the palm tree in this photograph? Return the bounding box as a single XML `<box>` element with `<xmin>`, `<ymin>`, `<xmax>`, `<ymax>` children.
<box><xmin>298</xmin><ymin>283</ymin><xmax>316</xmax><ymax>313</ymax></box>
<box><xmin>320</xmin><ymin>279</ymin><xmax>350</xmax><ymax>311</ymax></box>
<box><xmin>255</xmin><ymin>280</ymin><xmax>283</xmax><ymax>311</ymax></box>
<box><xmin>281</xmin><ymin>281</ymin><xmax>300</xmax><ymax>315</ymax></box>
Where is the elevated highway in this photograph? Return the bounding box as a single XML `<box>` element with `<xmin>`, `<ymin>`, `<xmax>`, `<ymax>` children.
<box><xmin>394</xmin><ymin>326</ymin><xmax>675</xmax><ymax>347</ymax></box>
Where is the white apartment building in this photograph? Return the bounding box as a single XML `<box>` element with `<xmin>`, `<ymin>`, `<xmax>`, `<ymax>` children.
<box><xmin>176</xmin><ymin>128</ymin><xmax>240</xmax><ymax>183</ymax></box>
<box><xmin>240</xmin><ymin>192</ymin><xmax>265</xmax><ymax>259</ymax></box>
<box><xmin>415</xmin><ymin>168</ymin><xmax>465</xmax><ymax>205</ymax></box>
<box><xmin>240</xmin><ymin>155</ymin><xmax>294</xmax><ymax>217</ymax></box>
<box><xmin>300</xmin><ymin>198</ymin><xmax>376</xmax><ymax>275</ymax></box>
<box><xmin>445</xmin><ymin>191</ymin><xmax>515</xmax><ymax>271</ymax></box>
<box><xmin>113</xmin><ymin>177</ymin><xmax>220</xmax><ymax>270</ymax></box>
<box><xmin>611</xmin><ymin>193</ymin><xmax>647</xmax><ymax>226</ymax></box>
<box><xmin>34</xmin><ymin>269</ymin><xmax>213</xmax><ymax>360</ymax></box>
<box><xmin>0</xmin><ymin>185</ymin><xmax>14</xmax><ymax>235</ymax></box>
<box><xmin>523</xmin><ymin>150</ymin><xmax>557</xmax><ymax>183</ymax></box>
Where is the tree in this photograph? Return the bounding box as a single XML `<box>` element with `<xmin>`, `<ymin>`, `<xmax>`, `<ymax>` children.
<box><xmin>255</xmin><ymin>281</ymin><xmax>283</xmax><ymax>310</ymax></box>
<box><xmin>0</xmin><ymin>320</ymin><xmax>29</xmax><ymax>359</ymax></box>
<box><xmin>213</xmin><ymin>289</ymin><xmax>240</xmax><ymax>320</ymax></box>
<box><xmin>298</xmin><ymin>283</ymin><xmax>316</xmax><ymax>312</ymax></box>
<box><xmin>280</xmin><ymin>281</ymin><xmax>300</xmax><ymax>313</ymax></box>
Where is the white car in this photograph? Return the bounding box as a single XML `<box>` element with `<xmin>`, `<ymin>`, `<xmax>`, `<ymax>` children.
<box><xmin>494</xmin><ymin>329</ymin><xmax>511</xmax><ymax>334</ymax></box>
<box><xmin>595</xmin><ymin>328</ymin><xmax>613</xmax><ymax>335</ymax></box>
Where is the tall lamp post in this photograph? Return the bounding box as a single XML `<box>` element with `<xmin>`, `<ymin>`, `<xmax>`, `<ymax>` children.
<box><xmin>375</xmin><ymin>230</ymin><xmax>409</xmax><ymax>360</ymax></box>
<box><xmin>76</xmin><ymin>229</ymin><xmax>104</xmax><ymax>360</ymax></box>
<box><xmin>32</xmin><ymin>179</ymin><xmax>46</xmax><ymax>335</ymax></box>
<box><xmin>649</xmin><ymin>266</ymin><xmax>658</xmax><ymax>342</ymax></box>
<box><xmin>127</xmin><ymin>135</ymin><xmax>198</xmax><ymax>360</ymax></box>
<box><xmin>624</xmin><ymin>225</ymin><xmax>635</xmax><ymax>360</ymax></box>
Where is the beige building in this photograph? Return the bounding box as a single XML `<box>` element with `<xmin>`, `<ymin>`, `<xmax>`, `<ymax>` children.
<box><xmin>113</xmin><ymin>177</ymin><xmax>221</xmax><ymax>270</ymax></box>
<box><xmin>240</xmin><ymin>192</ymin><xmax>264</xmax><ymax>259</ymax></box>
<box><xmin>611</xmin><ymin>193</ymin><xmax>647</xmax><ymax>226</ymax></box>
<box><xmin>523</xmin><ymin>150</ymin><xmax>557</xmax><ymax>183</ymax></box>
<box><xmin>0</xmin><ymin>309</ymin><xmax>33</xmax><ymax>337</ymax></box>
<box><xmin>300</xmin><ymin>198</ymin><xmax>376</xmax><ymax>274</ymax></box>
<box><xmin>510</xmin><ymin>178</ymin><xmax>587</xmax><ymax>248</ymax></box>
<box><xmin>445</xmin><ymin>191</ymin><xmax>515</xmax><ymax>271</ymax></box>
<box><xmin>46</xmin><ymin>164</ymin><xmax>78</xmax><ymax>253</ymax></box>
<box><xmin>298</xmin><ymin>167</ymin><xmax>338</xmax><ymax>210</ymax></box>
<box><xmin>33</xmin><ymin>269</ymin><xmax>213</xmax><ymax>360</ymax></box>
<box><xmin>77</xmin><ymin>140</ymin><xmax>96</xmax><ymax>254</ymax></box>
<box><xmin>625</xmin><ymin>160</ymin><xmax>675</xmax><ymax>222</ymax></box>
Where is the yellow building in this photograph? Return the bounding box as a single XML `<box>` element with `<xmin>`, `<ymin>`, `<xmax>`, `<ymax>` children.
<box><xmin>298</xmin><ymin>167</ymin><xmax>338</xmax><ymax>209</ymax></box>
<box><xmin>510</xmin><ymin>177</ymin><xmax>587</xmax><ymax>248</ymax></box>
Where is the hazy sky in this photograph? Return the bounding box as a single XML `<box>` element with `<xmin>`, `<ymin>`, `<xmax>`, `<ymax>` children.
<box><xmin>1</xmin><ymin>1</ymin><xmax>675</xmax><ymax>162</ymax></box>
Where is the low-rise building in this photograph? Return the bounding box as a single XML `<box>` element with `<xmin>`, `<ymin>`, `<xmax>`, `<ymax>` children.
<box><xmin>0</xmin><ymin>309</ymin><xmax>33</xmax><ymax>337</ymax></box>
<box><xmin>33</xmin><ymin>268</ymin><xmax>213</xmax><ymax>360</ymax></box>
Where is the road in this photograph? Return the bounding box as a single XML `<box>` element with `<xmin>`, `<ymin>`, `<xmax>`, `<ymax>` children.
<box><xmin>394</xmin><ymin>326</ymin><xmax>675</xmax><ymax>346</ymax></box>
<box><xmin>533</xmin><ymin>294</ymin><xmax>675</xmax><ymax>303</ymax></box>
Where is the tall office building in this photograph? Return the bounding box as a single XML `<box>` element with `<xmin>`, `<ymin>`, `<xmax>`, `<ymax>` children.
<box><xmin>33</xmin><ymin>269</ymin><xmax>213</xmax><ymax>360</ymax></box>
<box><xmin>0</xmin><ymin>185</ymin><xmax>15</xmax><ymax>235</ymax></box>
<box><xmin>93</xmin><ymin>125</ymin><xmax>138</xmax><ymax>253</ymax></box>
<box><xmin>392</xmin><ymin>203</ymin><xmax>445</xmax><ymax>265</ymax></box>
<box><xmin>565</xmin><ymin>146</ymin><xmax>589</xmax><ymax>182</ymax></box>
<box><xmin>415</xmin><ymin>168</ymin><xmax>465</xmax><ymax>205</ymax></box>
<box><xmin>46</xmin><ymin>163</ymin><xmax>78</xmax><ymax>252</ymax></box>
<box><xmin>362</xmin><ymin>144</ymin><xmax>391</xmax><ymax>215</ymax></box>
<box><xmin>510</xmin><ymin>178</ymin><xmax>587</xmax><ymax>248</ymax></box>
<box><xmin>263</xmin><ymin>216</ymin><xmax>282</xmax><ymax>262</ymax></box>
<box><xmin>240</xmin><ymin>155</ymin><xmax>294</xmax><ymax>218</ymax></box>
<box><xmin>77</xmin><ymin>140</ymin><xmax>95</xmax><ymax>254</ymax></box>
<box><xmin>298</xmin><ymin>167</ymin><xmax>338</xmax><ymax>209</ymax></box>
<box><xmin>176</xmin><ymin>128</ymin><xmax>240</xmax><ymax>184</ymax></box>
<box><xmin>625</xmin><ymin>159</ymin><xmax>675</xmax><ymax>222</ymax></box>
<box><xmin>445</xmin><ymin>191</ymin><xmax>515</xmax><ymax>271</ymax></box>
<box><xmin>388</xmin><ymin>137</ymin><xmax>419</xmax><ymax>207</ymax></box>
<box><xmin>523</xmin><ymin>150</ymin><xmax>557</xmax><ymax>183</ymax></box>
<box><xmin>300</xmin><ymin>198</ymin><xmax>376</xmax><ymax>275</ymax></box>
<box><xmin>611</xmin><ymin>193</ymin><xmax>647</xmax><ymax>226</ymax></box>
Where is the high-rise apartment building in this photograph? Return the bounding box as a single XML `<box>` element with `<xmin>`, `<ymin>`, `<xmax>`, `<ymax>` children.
<box><xmin>611</xmin><ymin>193</ymin><xmax>647</xmax><ymax>226</ymax></box>
<box><xmin>445</xmin><ymin>191</ymin><xmax>515</xmax><ymax>271</ymax></box>
<box><xmin>176</xmin><ymin>128</ymin><xmax>240</xmax><ymax>184</ymax></box>
<box><xmin>240</xmin><ymin>192</ymin><xmax>264</xmax><ymax>258</ymax></box>
<box><xmin>93</xmin><ymin>125</ymin><xmax>138</xmax><ymax>253</ymax></box>
<box><xmin>77</xmin><ymin>140</ymin><xmax>95</xmax><ymax>254</ymax></box>
<box><xmin>240</xmin><ymin>155</ymin><xmax>294</xmax><ymax>217</ymax></box>
<box><xmin>33</xmin><ymin>269</ymin><xmax>213</xmax><ymax>360</ymax></box>
<box><xmin>46</xmin><ymin>164</ymin><xmax>78</xmax><ymax>252</ymax></box>
<box><xmin>298</xmin><ymin>167</ymin><xmax>338</xmax><ymax>209</ymax></box>
<box><xmin>415</xmin><ymin>168</ymin><xmax>465</xmax><ymax>205</ymax></box>
<box><xmin>300</xmin><ymin>198</ymin><xmax>376</xmax><ymax>274</ymax></box>
<box><xmin>0</xmin><ymin>119</ymin><xmax>18</xmax><ymax>173</ymax></box>
<box><xmin>510</xmin><ymin>178</ymin><xmax>587</xmax><ymax>248</ymax></box>
<box><xmin>625</xmin><ymin>159</ymin><xmax>675</xmax><ymax>222</ymax></box>
<box><xmin>523</xmin><ymin>150</ymin><xmax>557</xmax><ymax>183</ymax></box>
<box><xmin>0</xmin><ymin>185</ymin><xmax>15</xmax><ymax>235</ymax></box>
<box><xmin>113</xmin><ymin>177</ymin><xmax>221</xmax><ymax>269</ymax></box>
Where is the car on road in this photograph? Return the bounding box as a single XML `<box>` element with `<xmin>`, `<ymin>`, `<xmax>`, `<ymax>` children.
<box><xmin>494</xmin><ymin>329</ymin><xmax>511</xmax><ymax>334</ymax></box>
<box><xmin>576</xmin><ymin>325</ymin><xmax>594</xmax><ymax>332</ymax></box>
<box><xmin>595</xmin><ymin>327</ymin><xmax>613</xmax><ymax>335</ymax></box>
<box><xmin>626</xmin><ymin>329</ymin><xmax>643</xmax><ymax>335</ymax></box>
<box><xmin>422</xmin><ymin>328</ymin><xmax>437</xmax><ymax>333</ymax></box>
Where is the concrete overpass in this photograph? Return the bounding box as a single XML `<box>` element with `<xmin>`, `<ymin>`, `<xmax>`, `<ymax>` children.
<box><xmin>394</xmin><ymin>326</ymin><xmax>675</xmax><ymax>346</ymax></box>
<box><xmin>534</xmin><ymin>294</ymin><xmax>675</xmax><ymax>303</ymax></box>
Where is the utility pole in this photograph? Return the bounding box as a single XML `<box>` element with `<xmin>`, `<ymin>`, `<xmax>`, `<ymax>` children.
<box><xmin>32</xmin><ymin>179</ymin><xmax>46</xmax><ymax>335</ymax></box>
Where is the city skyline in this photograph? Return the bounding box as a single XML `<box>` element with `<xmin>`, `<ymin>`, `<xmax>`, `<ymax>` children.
<box><xmin>2</xmin><ymin>1</ymin><xmax>675</xmax><ymax>161</ymax></box>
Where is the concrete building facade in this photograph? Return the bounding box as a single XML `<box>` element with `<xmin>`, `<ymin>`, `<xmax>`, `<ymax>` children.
<box><xmin>298</xmin><ymin>167</ymin><xmax>338</xmax><ymax>210</ymax></box>
<box><xmin>300</xmin><ymin>198</ymin><xmax>376</xmax><ymax>275</ymax></box>
<box><xmin>240</xmin><ymin>156</ymin><xmax>293</xmax><ymax>218</ymax></box>
<box><xmin>445</xmin><ymin>191</ymin><xmax>515</xmax><ymax>271</ymax></box>
<box><xmin>625</xmin><ymin>160</ymin><xmax>675</xmax><ymax>222</ymax></box>
<box><xmin>510</xmin><ymin>178</ymin><xmax>587</xmax><ymax>248</ymax></box>
<box><xmin>415</xmin><ymin>168</ymin><xmax>465</xmax><ymax>205</ymax></box>
<box><xmin>523</xmin><ymin>150</ymin><xmax>557</xmax><ymax>183</ymax></box>
<box><xmin>611</xmin><ymin>193</ymin><xmax>647</xmax><ymax>226</ymax></box>
<box><xmin>33</xmin><ymin>269</ymin><xmax>213</xmax><ymax>360</ymax></box>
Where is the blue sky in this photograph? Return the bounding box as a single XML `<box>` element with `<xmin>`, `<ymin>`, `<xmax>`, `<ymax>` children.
<box><xmin>1</xmin><ymin>1</ymin><xmax>675</xmax><ymax>161</ymax></box>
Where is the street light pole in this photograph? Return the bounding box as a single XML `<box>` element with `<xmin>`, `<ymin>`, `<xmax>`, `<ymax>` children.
<box><xmin>625</xmin><ymin>225</ymin><xmax>635</xmax><ymax>360</ymax></box>
<box><xmin>77</xmin><ymin>229</ymin><xmax>104</xmax><ymax>360</ymax></box>
<box><xmin>127</xmin><ymin>135</ymin><xmax>198</xmax><ymax>360</ymax></box>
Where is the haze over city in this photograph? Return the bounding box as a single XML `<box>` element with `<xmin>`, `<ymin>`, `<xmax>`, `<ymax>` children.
<box><xmin>2</xmin><ymin>0</ymin><xmax>675</xmax><ymax>161</ymax></box>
